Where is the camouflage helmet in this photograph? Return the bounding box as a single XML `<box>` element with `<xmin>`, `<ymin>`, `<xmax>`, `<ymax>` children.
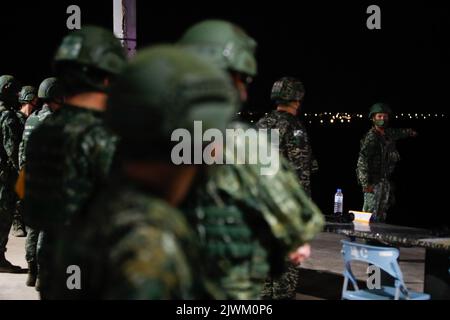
<box><xmin>53</xmin><ymin>25</ymin><xmax>127</xmax><ymax>92</ymax></box>
<box><xmin>18</xmin><ymin>86</ymin><xmax>37</xmax><ymax>104</ymax></box>
<box><xmin>178</xmin><ymin>20</ymin><xmax>257</xmax><ymax>77</ymax></box>
<box><xmin>38</xmin><ymin>77</ymin><xmax>64</xmax><ymax>101</ymax></box>
<box><xmin>107</xmin><ymin>45</ymin><xmax>238</xmax><ymax>160</ymax></box>
<box><xmin>0</xmin><ymin>75</ymin><xmax>21</xmax><ymax>101</ymax></box>
<box><xmin>271</xmin><ymin>77</ymin><xmax>305</xmax><ymax>103</ymax></box>
<box><xmin>369</xmin><ymin>102</ymin><xmax>392</xmax><ymax>119</ymax></box>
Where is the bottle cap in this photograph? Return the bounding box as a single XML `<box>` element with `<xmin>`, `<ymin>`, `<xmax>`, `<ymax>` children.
<box><xmin>337</xmin><ymin>188</ymin><xmax>342</xmax><ymax>193</ymax></box>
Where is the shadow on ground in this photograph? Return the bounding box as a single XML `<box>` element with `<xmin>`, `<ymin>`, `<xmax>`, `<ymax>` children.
<box><xmin>297</xmin><ymin>268</ymin><xmax>366</xmax><ymax>300</ymax></box>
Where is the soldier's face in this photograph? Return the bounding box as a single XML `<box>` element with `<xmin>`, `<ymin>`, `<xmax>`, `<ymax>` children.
<box><xmin>374</xmin><ymin>113</ymin><xmax>389</xmax><ymax>121</ymax></box>
<box><xmin>373</xmin><ymin>113</ymin><xmax>389</xmax><ymax>128</ymax></box>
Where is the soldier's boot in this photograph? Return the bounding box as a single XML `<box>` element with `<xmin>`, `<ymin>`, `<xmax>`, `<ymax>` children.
<box><xmin>0</xmin><ymin>253</ymin><xmax>22</xmax><ymax>273</ymax></box>
<box><xmin>11</xmin><ymin>218</ymin><xmax>27</xmax><ymax>237</ymax></box>
<box><xmin>26</xmin><ymin>262</ymin><xmax>37</xmax><ymax>287</ymax></box>
<box><xmin>35</xmin><ymin>276</ymin><xmax>41</xmax><ymax>291</ymax></box>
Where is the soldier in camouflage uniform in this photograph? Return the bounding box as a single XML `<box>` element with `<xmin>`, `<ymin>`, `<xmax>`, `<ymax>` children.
<box><xmin>256</xmin><ymin>77</ymin><xmax>318</xmax><ymax>299</ymax></box>
<box><xmin>256</xmin><ymin>77</ymin><xmax>318</xmax><ymax>197</ymax></box>
<box><xmin>49</xmin><ymin>45</ymin><xmax>236</xmax><ymax>299</ymax></box>
<box><xmin>19</xmin><ymin>78</ymin><xmax>64</xmax><ymax>287</ymax></box>
<box><xmin>179</xmin><ymin>20</ymin><xmax>324</xmax><ymax>300</ymax></box>
<box><xmin>356</xmin><ymin>103</ymin><xmax>417</xmax><ymax>222</ymax></box>
<box><xmin>0</xmin><ymin>75</ymin><xmax>23</xmax><ymax>272</ymax></box>
<box><xmin>23</xmin><ymin>26</ymin><xmax>126</xmax><ymax>297</ymax></box>
<box><xmin>10</xmin><ymin>86</ymin><xmax>38</xmax><ymax>237</ymax></box>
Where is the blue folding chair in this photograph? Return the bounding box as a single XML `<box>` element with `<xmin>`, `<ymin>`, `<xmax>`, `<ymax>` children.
<box><xmin>341</xmin><ymin>240</ymin><xmax>430</xmax><ymax>300</ymax></box>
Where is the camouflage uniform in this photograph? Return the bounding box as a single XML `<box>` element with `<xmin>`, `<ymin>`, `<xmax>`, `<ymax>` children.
<box><xmin>256</xmin><ymin>110</ymin><xmax>318</xmax><ymax>197</ymax></box>
<box><xmin>254</xmin><ymin>77</ymin><xmax>318</xmax><ymax>299</ymax></box>
<box><xmin>49</xmin><ymin>45</ymin><xmax>237</xmax><ymax>299</ymax></box>
<box><xmin>0</xmin><ymin>75</ymin><xmax>23</xmax><ymax>272</ymax></box>
<box><xmin>24</xmin><ymin>104</ymin><xmax>117</xmax><ymax>293</ymax></box>
<box><xmin>51</xmin><ymin>180</ymin><xmax>214</xmax><ymax>299</ymax></box>
<box><xmin>187</xmin><ymin>148</ymin><xmax>323</xmax><ymax>299</ymax></box>
<box><xmin>180</xmin><ymin>21</ymin><xmax>324</xmax><ymax>300</ymax></box>
<box><xmin>23</xmin><ymin>27</ymin><xmax>126</xmax><ymax>296</ymax></box>
<box><xmin>20</xmin><ymin>103</ymin><xmax>53</xmax><ymax>285</ymax></box>
<box><xmin>356</xmin><ymin>127</ymin><xmax>415</xmax><ymax>222</ymax></box>
<box><xmin>12</xmin><ymin>86</ymin><xmax>40</xmax><ymax>238</ymax></box>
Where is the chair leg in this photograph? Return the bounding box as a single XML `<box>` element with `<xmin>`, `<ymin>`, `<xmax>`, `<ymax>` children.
<box><xmin>342</xmin><ymin>277</ymin><xmax>349</xmax><ymax>299</ymax></box>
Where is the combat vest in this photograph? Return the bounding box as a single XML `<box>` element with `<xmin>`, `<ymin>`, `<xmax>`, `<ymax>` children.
<box><xmin>186</xmin><ymin>121</ymin><xmax>324</xmax><ymax>299</ymax></box>
<box><xmin>23</xmin><ymin>104</ymin><xmax>116</xmax><ymax>230</ymax></box>
<box><xmin>19</xmin><ymin>105</ymin><xmax>53</xmax><ymax>169</ymax></box>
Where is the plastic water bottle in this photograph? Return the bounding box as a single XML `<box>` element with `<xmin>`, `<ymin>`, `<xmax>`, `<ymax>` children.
<box><xmin>334</xmin><ymin>188</ymin><xmax>344</xmax><ymax>215</ymax></box>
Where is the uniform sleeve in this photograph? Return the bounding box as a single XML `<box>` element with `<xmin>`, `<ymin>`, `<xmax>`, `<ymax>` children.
<box><xmin>388</xmin><ymin>128</ymin><xmax>414</xmax><ymax>141</ymax></box>
<box><xmin>356</xmin><ymin>134</ymin><xmax>376</xmax><ymax>188</ymax></box>
<box><xmin>104</xmin><ymin>226</ymin><xmax>194</xmax><ymax>299</ymax></box>
<box><xmin>215</xmin><ymin>156</ymin><xmax>324</xmax><ymax>264</ymax></box>
<box><xmin>280</xmin><ymin>122</ymin><xmax>311</xmax><ymax>185</ymax></box>
<box><xmin>3</xmin><ymin>114</ymin><xmax>24</xmax><ymax>171</ymax></box>
<box><xmin>81</xmin><ymin>125</ymin><xmax>118</xmax><ymax>181</ymax></box>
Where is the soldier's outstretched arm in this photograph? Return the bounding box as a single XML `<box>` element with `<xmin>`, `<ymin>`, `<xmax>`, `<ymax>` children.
<box><xmin>388</xmin><ymin>128</ymin><xmax>418</xmax><ymax>140</ymax></box>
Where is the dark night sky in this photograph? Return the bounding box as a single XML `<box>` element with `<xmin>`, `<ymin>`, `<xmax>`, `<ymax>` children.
<box><xmin>0</xmin><ymin>1</ymin><xmax>449</xmax><ymax>228</ymax></box>
<box><xmin>1</xmin><ymin>1</ymin><xmax>449</xmax><ymax>113</ymax></box>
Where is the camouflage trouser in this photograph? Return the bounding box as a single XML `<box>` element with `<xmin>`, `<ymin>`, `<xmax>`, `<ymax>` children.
<box><xmin>363</xmin><ymin>180</ymin><xmax>393</xmax><ymax>223</ymax></box>
<box><xmin>0</xmin><ymin>180</ymin><xmax>17</xmax><ymax>254</ymax></box>
<box><xmin>25</xmin><ymin>227</ymin><xmax>43</xmax><ymax>264</ymax></box>
<box><xmin>260</xmin><ymin>261</ymin><xmax>299</xmax><ymax>300</ymax></box>
<box><xmin>13</xmin><ymin>200</ymin><xmax>26</xmax><ymax>232</ymax></box>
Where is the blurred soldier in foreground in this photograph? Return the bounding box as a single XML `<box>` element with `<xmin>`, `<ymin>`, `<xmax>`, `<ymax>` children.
<box><xmin>18</xmin><ymin>78</ymin><xmax>64</xmax><ymax>287</ymax></box>
<box><xmin>50</xmin><ymin>45</ymin><xmax>236</xmax><ymax>299</ymax></box>
<box><xmin>356</xmin><ymin>103</ymin><xmax>417</xmax><ymax>222</ymax></box>
<box><xmin>23</xmin><ymin>26</ymin><xmax>126</xmax><ymax>297</ymax></box>
<box><xmin>179</xmin><ymin>20</ymin><xmax>324</xmax><ymax>300</ymax></box>
<box><xmin>0</xmin><ymin>75</ymin><xmax>23</xmax><ymax>272</ymax></box>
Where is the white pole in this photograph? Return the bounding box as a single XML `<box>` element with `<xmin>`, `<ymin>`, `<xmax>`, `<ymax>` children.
<box><xmin>113</xmin><ymin>0</ymin><xmax>137</xmax><ymax>58</ymax></box>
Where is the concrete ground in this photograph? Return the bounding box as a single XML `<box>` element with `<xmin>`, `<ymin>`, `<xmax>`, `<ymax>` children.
<box><xmin>0</xmin><ymin>231</ymin><xmax>425</xmax><ymax>300</ymax></box>
<box><xmin>0</xmin><ymin>233</ymin><xmax>39</xmax><ymax>300</ymax></box>
<box><xmin>296</xmin><ymin>232</ymin><xmax>426</xmax><ymax>300</ymax></box>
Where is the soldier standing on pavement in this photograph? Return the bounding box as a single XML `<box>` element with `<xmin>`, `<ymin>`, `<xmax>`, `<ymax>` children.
<box><xmin>356</xmin><ymin>102</ymin><xmax>417</xmax><ymax>223</ymax></box>
<box><xmin>256</xmin><ymin>76</ymin><xmax>318</xmax><ymax>299</ymax></box>
<box><xmin>22</xmin><ymin>26</ymin><xmax>127</xmax><ymax>298</ymax></box>
<box><xmin>18</xmin><ymin>78</ymin><xmax>64</xmax><ymax>287</ymax></box>
<box><xmin>10</xmin><ymin>85</ymin><xmax>38</xmax><ymax>238</ymax></box>
<box><xmin>0</xmin><ymin>75</ymin><xmax>24</xmax><ymax>273</ymax></box>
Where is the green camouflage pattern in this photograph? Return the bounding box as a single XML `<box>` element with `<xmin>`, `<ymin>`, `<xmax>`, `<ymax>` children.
<box><xmin>261</xmin><ymin>260</ymin><xmax>299</xmax><ymax>300</ymax></box>
<box><xmin>270</xmin><ymin>77</ymin><xmax>305</xmax><ymax>103</ymax></box>
<box><xmin>23</xmin><ymin>104</ymin><xmax>117</xmax><ymax>230</ymax></box>
<box><xmin>186</xmin><ymin>122</ymin><xmax>324</xmax><ymax>299</ymax></box>
<box><xmin>356</xmin><ymin>127</ymin><xmax>414</xmax><ymax>222</ymax></box>
<box><xmin>256</xmin><ymin>110</ymin><xmax>318</xmax><ymax>196</ymax></box>
<box><xmin>0</xmin><ymin>100</ymin><xmax>24</xmax><ymax>253</ymax></box>
<box><xmin>18</xmin><ymin>86</ymin><xmax>37</xmax><ymax>104</ymax></box>
<box><xmin>19</xmin><ymin>104</ymin><xmax>53</xmax><ymax>169</ymax></box>
<box><xmin>48</xmin><ymin>180</ymin><xmax>218</xmax><ymax>299</ymax></box>
<box><xmin>179</xmin><ymin>20</ymin><xmax>258</xmax><ymax>77</ymax></box>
